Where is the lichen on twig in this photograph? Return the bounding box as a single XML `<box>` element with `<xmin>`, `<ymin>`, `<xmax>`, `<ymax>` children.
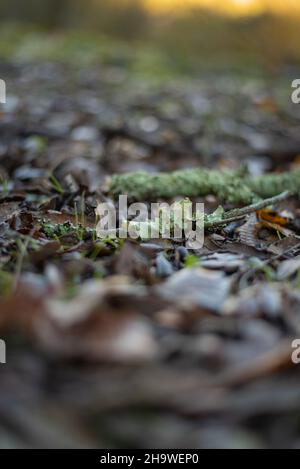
<box><xmin>108</xmin><ymin>167</ymin><xmax>300</xmax><ymax>205</ymax></box>
<box><xmin>205</xmin><ymin>190</ymin><xmax>291</xmax><ymax>229</ymax></box>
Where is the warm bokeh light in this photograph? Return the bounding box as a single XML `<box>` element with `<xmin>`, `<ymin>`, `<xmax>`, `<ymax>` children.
<box><xmin>143</xmin><ymin>0</ymin><xmax>300</xmax><ymax>15</ymax></box>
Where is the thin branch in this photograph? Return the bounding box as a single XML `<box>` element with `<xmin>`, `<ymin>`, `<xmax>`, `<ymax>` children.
<box><xmin>224</xmin><ymin>190</ymin><xmax>292</xmax><ymax>219</ymax></box>
<box><xmin>205</xmin><ymin>191</ymin><xmax>292</xmax><ymax>229</ymax></box>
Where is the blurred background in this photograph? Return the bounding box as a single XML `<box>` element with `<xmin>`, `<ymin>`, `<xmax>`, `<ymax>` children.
<box><xmin>0</xmin><ymin>0</ymin><xmax>300</xmax><ymax>75</ymax></box>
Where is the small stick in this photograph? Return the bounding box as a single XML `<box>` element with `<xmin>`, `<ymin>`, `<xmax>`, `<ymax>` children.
<box><xmin>224</xmin><ymin>190</ymin><xmax>292</xmax><ymax>219</ymax></box>
<box><xmin>205</xmin><ymin>190</ymin><xmax>292</xmax><ymax>229</ymax></box>
<box><xmin>205</xmin><ymin>214</ymin><xmax>246</xmax><ymax>229</ymax></box>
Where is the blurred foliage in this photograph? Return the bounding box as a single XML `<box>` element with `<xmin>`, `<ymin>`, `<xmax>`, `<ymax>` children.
<box><xmin>0</xmin><ymin>0</ymin><xmax>300</xmax><ymax>74</ymax></box>
<box><xmin>0</xmin><ymin>26</ymin><xmax>178</xmax><ymax>81</ymax></box>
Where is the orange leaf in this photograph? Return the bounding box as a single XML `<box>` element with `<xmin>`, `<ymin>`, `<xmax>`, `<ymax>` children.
<box><xmin>257</xmin><ymin>209</ymin><xmax>290</xmax><ymax>227</ymax></box>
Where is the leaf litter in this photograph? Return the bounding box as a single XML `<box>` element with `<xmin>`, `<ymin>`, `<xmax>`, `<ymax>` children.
<box><xmin>1</xmin><ymin>61</ymin><xmax>300</xmax><ymax>449</ymax></box>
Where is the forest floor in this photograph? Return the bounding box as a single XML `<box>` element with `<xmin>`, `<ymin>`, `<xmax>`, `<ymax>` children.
<box><xmin>1</xmin><ymin>57</ymin><xmax>300</xmax><ymax>448</ymax></box>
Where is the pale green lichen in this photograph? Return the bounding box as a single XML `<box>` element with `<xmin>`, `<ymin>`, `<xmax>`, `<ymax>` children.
<box><xmin>110</xmin><ymin>168</ymin><xmax>256</xmax><ymax>204</ymax></box>
<box><xmin>109</xmin><ymin>168</ymin><xmax>300</xmax><ymax>205</ymax></box>
<box><xmin>245</xmin><ymin>170</ymin><xmax>300</xmax><ymax>200</ymax></box>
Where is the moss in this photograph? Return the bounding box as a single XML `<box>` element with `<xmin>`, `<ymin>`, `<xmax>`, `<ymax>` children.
<box><xmin>42</xmin><ymin>221</ymin><xmax>75</xmax><ymax>239</ymax></box>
